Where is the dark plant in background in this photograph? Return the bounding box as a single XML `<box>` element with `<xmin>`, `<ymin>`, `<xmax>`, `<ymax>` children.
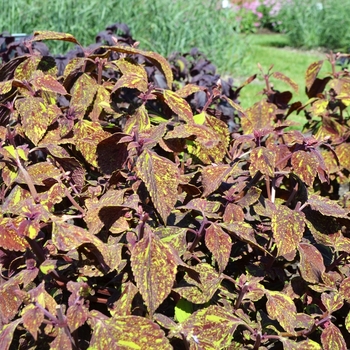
<box><xmin>0</xmin><ymin>25</ymin><xmax>350</xmax><ymax>349</ymax></box>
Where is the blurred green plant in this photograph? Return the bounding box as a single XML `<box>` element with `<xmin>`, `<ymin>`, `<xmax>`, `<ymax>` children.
<box><xmin>0</xmin><ymin>0</ymin><xmax>245</xmax><ymax>74</ymax></box>
<box><xmin>278</xmin><ymin>0</ymin><xmax>350</xmax><ymax>50</ymax></box>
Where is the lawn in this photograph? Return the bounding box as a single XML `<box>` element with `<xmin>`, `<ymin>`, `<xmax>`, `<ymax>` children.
<box><xmin>231</xmin><ymin>33</ymin><xmax>328</xmax><ymax>124</ymax></box>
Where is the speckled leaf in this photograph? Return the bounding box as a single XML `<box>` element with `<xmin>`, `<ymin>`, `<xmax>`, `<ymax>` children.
<box><xmin>187</xmin><ymin>115</ymin><xmax>230</xmax><ymax>164</ymax></box>
<box><xmin>266</xmin><ymin>291</ymin><xmax>297</xmax><ymax>334</ymax></box>
<box><xmin>155</xmin><ymin>226</ymin><xmax>187</xmax><ymax>257</ymax></box>
<box><xmin>237</xmin><ymin>186</ymin><xmax>262</xmax><ymax>208</ymax></box>
<box><xmin>174</xmin><ymin>263</ymin><xmax>223</xmax><ymax>304</ymax></box>
<box><xmin>202</xmin><ymin>164</ymin><xmax>232</xmax><ymax>197</ymax></box>
<box><xmin>345</xmin><ymin>311</ymin><xmax>350</xmax><ymax>332</ymax></box>
<box><xmin>73</xmin><ymin>120</ymin><xmax>110</xmax><ymax>167</ymax></box>
<box><xmin>33</xmin><ymin>73</ymin><xmax>67</xmax><ymax>95</ymax></box>
<box><xmin>32</xmin><ymin>30</ymin><xmax>80</xmax><ymax>45</ymax></box>
<box><xmin>339</xmin><ymin>277</ymin><xmax>350</xmax><ymax>302</ymax></box>
<box><xmin>335</xmin><ymin>143</ymin><xmax>350</xmax><ymax>170</ymax></box>
<box><xmin>15</xmin><ymin>96</ymin><xmax>60</xmax><ymax>145</ymax></box>
<box><xmin>224</xmin><ymin>96</ymin><xmax>245</xmax><ymax>115</ymax></box>
<box><xmin>136</xmin><ymin>149</ymin><xmax>179</xmax><ymax>223</ymax></box>
<box><xmin>70</xmin><ymin>73</ymin><xmax>98</xmax><ymax>119</ymax></box>
<box><xmin>90</xmin><ymin>85</ymin><xmax>111</xmax><ymax>121</ymax></box>
<box><xmin>181</xmin><ymin>305</ymin><xmax>243</xmax><ymax>349</ymax></box>
<box><xmin>242</xmin><ymin>100</ymin><xmax>277</xmax><ymax>134</ymax></box>
<box><xmin>130</xmin><ymin>230</ymin><xmax>177</xmax><ymax>315</ymax></box>
<box><xmin>85</xmin><ymin>189</ymin><xmax>126</xmax><ymax>235</ymax></box>
<box><xmin>0</xmin><ymin>282</ymin><xmax>25</xmax><ymax>323</ymax></box>
<box><xmin>16</xmin><ymin>162</ymin><xmax>61</xmax><ymax>186</ymax></box>
<box><xmin>109</xmin><ymin>282</ymin><xmax>138</xmax><ymax>317</ymax></box>
<box><xmin>272</xmin><ymin>205</ymin><xmax>305</xmax><ymax>257</ymax></box>
<box><xmin>52</xmin><ymin>220</ymin><xmax>108</xmax><ymax>259</ymax></box>
<box><xmin>124</xmin><ymin>104</ymin><xmax>151</xmax><ymax>133</ymax></box>
<box><xmin>205</xmin><ymin>223</ymin><xmax>231</xmax><ymax>272</ymax></box>
<box><xmin>176</xmin><ymin>83</ymin><xmax>203</xmax><ymax>98</ymax></box>
<box><xmin>106</xmin><ymin>316</ymin><xmax>172</xmax><ymax>349</ymax></box>
<box><xmin>321</xmin><ymin>292</ymin><xmax>344</xmax><ymax>314</ymax></box>
<box><xmin>108</xmin><ymin>44</ymin><xmax>173</xmax><ymax>88</ymax></box>
<box><xmin>321</xmin><ymin>323</ymin><xmax>346</xmax><ymax>350</ymax></box>
<box><xmin>223</xmin><ymin>203</ymin><xmax>245</xmax><ymax>223</ymax></box>
<box><xmin>273</xmin><ymin>71</ymin><xmax>299</xmax><ymax>92</ymax></box>
<box><xmin>0</xmin><ymin>319</ymin><xmax>22</xmax><ymax>350</ymax></box>
<box><xmin>113</xmin><ymin>59</ymin><xmax>148</xmax><ymax>92</ymax></box>
<box><xmin>298</xmin><ymin>243</ymin><xmax>325</xmax><ymax>283</ymax></box>
<box><xmin>179</xmin><ymin>198</ymin><xmax>221</xmax><ymax>218</ymax></box>
<box><xmin>0</xmin><ymin>217</ymin><xmax>30</xmax><ymax>251</ymax></box>
<box><xmin>67</xmin><ymin>304</ymin><xmax>88</xmax><ymax>332</ymax></box>
<box><xmin>280</xmin><ymin>338</ymin><xmax>321</xmax><ymax>350</ymax></box>
<box><xmin>50</xmin><ymin>328</ymin><xmax>72</xmax><ymax>350</ymax></box>
<box><xmin>162</xmin><ymin>89</ymin><xmax>193</xmax><ymax>123</ymax></box>
<box><xmin>291</xmin><ymin>151</ymin><xmax>318</xmax><ymax>186</ymax></box>
<box><xmin>0</xmin><ymin>80</ymin><xmax>13</xmax><ymax>94</ymax></box>
<box><xmin>21</xmin><ymin>304</ymin><xmax>44</xmax><ymax>340</ymax></box>
<box><xmin>249</xmin><ymin>146</ymin><xmax>275</xmax><ymax>177</ymax></box>
<box><xmin>305</xmin><ymin>60</ymin><xmax>324</xmax><ymax>91</ymax></box>
<box><xmin>308</xmin><ymin>193</ymin><xmax>349</xmax><ymax>218</ymax></box>
<box><xmin>221</xmin><ymin>222</ymin><xmax>269</xmax><ymax>254</ymax></box>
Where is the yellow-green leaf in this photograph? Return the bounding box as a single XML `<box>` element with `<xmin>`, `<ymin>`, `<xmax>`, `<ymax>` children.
<box><xmin>136</xmin><ymin>149</ymin><xmax>179</xmax><ymax>223</ymax></box>
<box><xmin>130</xmin><ymin>231</ymin><xmax>177</xmax><ymax>316</ymax></box>
<box><xmin>272</xmin><ymin>205</ymin><xmax>305</xmax><ymax>257</ymax></box>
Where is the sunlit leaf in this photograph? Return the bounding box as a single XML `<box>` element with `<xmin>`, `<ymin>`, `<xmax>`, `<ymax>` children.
<box><xmin>308</xmin><ymin>194</ymin><xmax>349</xmax><ymax>218</ymax></box>
<box><xmin>249</xmin><ymin>146</ymin><xmax>275</xmax><ymax>177</ymax></box>
<box><xmin>321</xmin><ymin>292</ymin><xmax>343</xmax><ymax>314</ymax></box>
<box><xmin>21</xmin><ymin>304</ymin><xmax>44</xmax><ymax>340</ymax></box>
<box><xmin>272</xmin><ymin>205</ymin><xmax>305</xmax><ymax>257</ymax></box>
<box><xmin>205</xmin><ymin>223</ymin><xmax>231</xmax><ymax>272</ymax></box>
<box><xmin>305</xmin><ymin>60</ymin><xmax>324</xmax><ymax>91</ymax></box>
<box><xmin>273</xmin><ymin>71</ymin><xmax>299</xmax><ymax>93</ymax></box>
<box><xmin>321</xmin><ymin>322</ymin><xmax>346</xmax><ymax>350</ymax></box>
<box><xmin>136</xmin><ymin>149</ymin><xmax>179</xmax><ymax>223</ymax></box>
<box><xmin>298</xmin><ymin>243</ymin><xmax>325</xmax><ymax>283</ymax></box>
<box><xmin>130</xmin><ymin>230</ymin><xmax>177</xmax><ymax>316</ymax></box>
<box><xmin>32</xmin><ymin>30</ymin><xmax>80</xmax><ymax>45</ymax></box>
<box><xmin>175</xmin><ymin>298</ymin><xmax>193</xmax><ymax>323</ymax></box>
<box><xmin>291</xmin><ymin>151</ymin><xmax>318</xmax><ymax>186</ymax></box>
<box><xmin>0</xmin><ymin>319</ymin><xmax>22</xmax><ymax>350</ymax></box>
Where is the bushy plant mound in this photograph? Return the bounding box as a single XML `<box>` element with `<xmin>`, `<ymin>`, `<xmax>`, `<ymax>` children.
<box><xmin>1</xmin><ymin>27</ymin><xmax>350</xmax><ymax>349</ymax></box>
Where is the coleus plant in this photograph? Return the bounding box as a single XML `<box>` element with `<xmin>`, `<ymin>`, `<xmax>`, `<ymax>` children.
<box><xmin>0</xmin><ymin>26</ymin><xmax>350</xmax><ymax>350</ymax></box>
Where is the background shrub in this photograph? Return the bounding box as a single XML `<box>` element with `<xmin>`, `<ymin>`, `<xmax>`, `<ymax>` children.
<box><xmin>0</xmin><ymin>0</ymin><xmax>245</xmax><ymax>74</ymax></box>
<box><xmin>278</xmin><ymin>0</ymin><xmax>350</xmax><ymax>50</ymax></box>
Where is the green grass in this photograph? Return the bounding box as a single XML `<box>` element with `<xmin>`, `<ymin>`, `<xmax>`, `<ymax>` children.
<box><xmin>229</xmin><ymin>33</ymin><xmax>329</xmax><ymax>127</ymax></box>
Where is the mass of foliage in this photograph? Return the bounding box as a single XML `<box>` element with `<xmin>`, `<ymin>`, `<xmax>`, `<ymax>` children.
<box><xmin>1</xmin><ymin>24</ymin><xmax>350</xmax><ymax>349</ymax></box>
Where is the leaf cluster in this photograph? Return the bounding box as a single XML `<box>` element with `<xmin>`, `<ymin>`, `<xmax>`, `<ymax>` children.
<box><xmin>1</xmin><ymin>27</ymin><xmax>350</xmax><ymax>350</ymax></box>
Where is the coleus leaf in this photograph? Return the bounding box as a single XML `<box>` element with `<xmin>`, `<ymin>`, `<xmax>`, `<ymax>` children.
<box><xmin>113</xmin><ymin>59</ymin><xmax>148</xmax><ymax>92</ymax></box>
<box><xmin>266</xmin><ymin>291</ymin><xmax>297</xmax><ymax>334</ymax></box>
<box><xmin>161</xmin><ymin>89</ymin><xmax>194</xmax><ymax>123</ymax></box>
<box><xmin>72</xmin><ymin>120</ymin><xmax>110</xmax><ymax>167</ymax></box>
<box><xmin>305</xmin><ymin>60</ymin><xmax>324</xmax><ymax>92</ymax></box>
<box><xmin>107</xmin><ymin>44</ymin><xmax>173</xmax><ymax>88</ymax></box>
<box><xmin>130</xmin><ymin>229</ymin><xmax>177</xmax><ymax>316</ymax></box>
<box><xmin>174</xmin><ymin>263</ymin><xmax>223</xmax><ymax>304</ymax></box>
<box><xmin>155</xmin><ymin>226</ymin><xmax>188</xmax><ymax>257</ymax></box>
<box><xmin>32</xmin><ymin>30</ymin><xmax>80</xmax><ymax>45</ymax></box>
<box><xmin>249</xmin><ymin>146</ymin><xmax>276</xmax><ymax>177</ymax></box>
<box><xmin>321</xmin><ymin>292</ymin><xmax>344</xmax><ymax>314</ymax></box>
<box><xmin>339</xmin><ymin>277</ymin><xmax>350</xmax><ymax>302</ymax></box>
<box><xmin>136</xmin><ymin>149</ymin><xmax>179</xmax><ymax>223</ymax></box>
<box><xmin>272</xmin><ymin>71</ymin><xmax>299</xmax><ymax>93</ymax></box>
<box><xmin>0</xmin><ymin>319</ymin><xmax>22</xmax><ymax>350</ymax></box>
<box><xmin>67</xmin><ymin>304</ymin><xmax>88</xmax><ymax>332</ymax></box>
<box><xmin>205</xmin><ymin>222</ymin><xmax>232</xmax><ymax>273</ymax></box>
<box><xmin>32</xmin><ymin>72</ymin><xmax>68</xmax><ymax>95</ymax></box>
<box><xmin>291</xmin><ymin>150</ymin><xmax>318</xmax><ymax>187</ymax></box>
<box><xmin>308</xmin><ymin>193</ymin><xmax>349</xmax><ymax>218</ymax></box>
<box><xmin>15</xmin><ymin>96</ymin><xmax>60</xmax><ymax>146</ymax></box>
<box><xmin>0</xmin><ymin>217</ymin><xmax>30</xmax><ymax>251</ymax></box>
<box><xmin>321</xmin><ymin>322</ymin><xmax>347</xmax><ymax>350</ymax></box>
<box><xmin>70</xmin><ymin>73</ymin><xmax>98</xmax><ymax>119</ymax></box>
<box><xmin>271</xmin><ymin>205</ymin><xmax>305</xmax><ymax>257</ymax></box>
<box><xmin>0</xmin><ymin>281</ymin><xmax>25</xmax><ymax>323</ymax></box>
<box><xmin>174</xmin><ymin>298</ymin><xmax>192</xmax><ymax>323</ymax></box>
<box><xmin>201</xmin><ymin>164</ymin><xmax>232</xmax><ymax>197</ymax></box>
<box><xmin>109</xmin><ymin>281</ymin><xmax>138</xmax><ymax>317</ymax></box>
<box><xmin>298</xmin><ymin>243</ymin><xmax>325</xmax><ymax>284</ymax></box>
<box><xmin>241</xmin><ymin>100</ymin><xmax>277</xmax><ymax>134</ymax></box>
<box><xmin>21</xmin><ymin>304</ymin><xmax>44</xmax><ymax>341</ymax></box>
<box><xmin>15</xmin><ymin>162</ymin><xmax>61</xmax><ymax>186</ymax></box>
<box><xmin>179</xmin><ymin>198</ymin><xmax>221</xmax><ymax>218</ymax></box>
<box><xmin>50</xmin><ymin>328</ymin><xmax>72</xmax><ymax>350</ymax></box>
<box><xmin>280</xmin><ymin>338</ymin><xmax>321</xmax><ymax>350</ymax></box>
<box><xmin>180</xmin><ymin>305</ymin><xmax>243</xmax><ymax>349</ymax></box>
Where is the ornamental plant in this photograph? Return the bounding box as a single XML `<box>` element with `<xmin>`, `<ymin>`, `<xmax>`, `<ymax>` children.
<box><xmin>0</xmin><ymin>26</ymin><xmax>350</xmax><ymax>350</ymax></box>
